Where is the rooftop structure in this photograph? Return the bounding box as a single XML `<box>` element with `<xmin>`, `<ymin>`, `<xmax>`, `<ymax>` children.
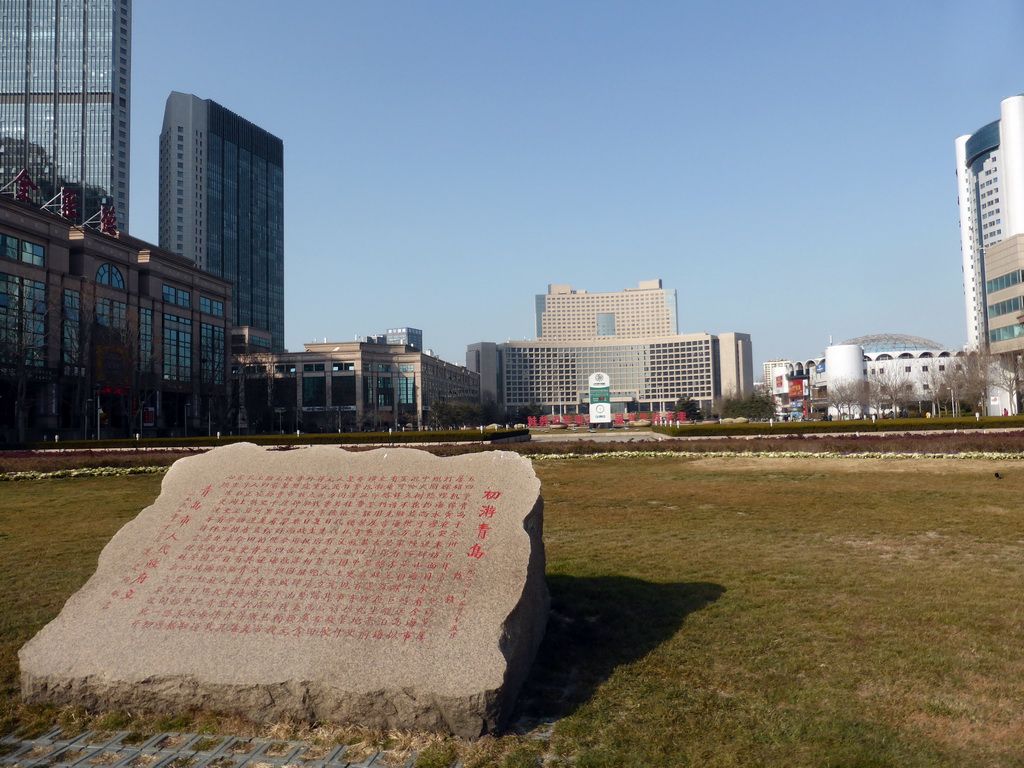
<box><xmin>535</xmin><ymin>279</ymin><xmax>678</xmax><ymax>341</ymax></box>
<box><xmin>838</xmin><ymin>334</ymin><xmax>947</xmax><ymax>354</ymax></box>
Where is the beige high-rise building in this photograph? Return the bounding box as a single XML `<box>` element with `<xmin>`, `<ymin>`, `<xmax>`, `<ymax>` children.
<box><xmin>535</xmin><ymin>279</ymin><xmax>677</xmax><ymax>341</ymax></box>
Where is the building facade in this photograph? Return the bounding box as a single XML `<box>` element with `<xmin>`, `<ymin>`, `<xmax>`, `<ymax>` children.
<box><xmin>472</xmin><ymin>280</ymin><xmax>751</xmax><ymax>417</ymax></box>
<box><xmin>535</xmin><ymin>279</ymin><xmax>678</xmax><ymax>341</ymax></box>
<box><xmin>159</xmin><ymin>92</ymin><xmax>284</xmax><ymax>350</ymax></box>
<box><xmin>761</xmin><ymin>358</ymin><xmax>789</xmax><ymax>388</ymax></box>
<box><xmin>765</xmin><ymin>334</ymin><xmax>1010</xmax><ymax>418</ymax></box>
<box><xmin>232</xmin><ymin>341</ymin><xmax>479</xmax><ymax>434</ymax></box>
<box><xmin>470</xmin><ymin>333</ymin><xmax>753</xmax><ymax>417</ymax></box>
<box><xmin>0</xmin><ymin>194</ymin><xmax>232</xmax><ymax>443</ymax></box>
<box><xmin>956</xmin><ymin>94</ymin><xmax>1024</xmax><ymax>352</ymax></box>
<box><xmin>0</xmin><ymin>0</ymin><xmax>131</xmax><ymax>227</ymax></box>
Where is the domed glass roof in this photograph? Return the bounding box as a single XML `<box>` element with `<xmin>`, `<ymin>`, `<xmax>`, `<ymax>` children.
<box><xmin>839</xmin><ymin>333</ymin><xmax>947</xmax><ymax>353</ymax></box>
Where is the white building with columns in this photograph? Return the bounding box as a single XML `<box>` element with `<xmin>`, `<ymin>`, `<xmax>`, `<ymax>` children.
<box><xmin>768</xmin><ymin>334</ymin><xmax>1013</xmax><ymax>419</ymax></box>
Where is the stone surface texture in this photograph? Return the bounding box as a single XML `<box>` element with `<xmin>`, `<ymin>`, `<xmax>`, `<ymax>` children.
<box><xmin>20</xmin><ymin>444</ymin><xmax>548</xmax><ymax>738</ymax></box>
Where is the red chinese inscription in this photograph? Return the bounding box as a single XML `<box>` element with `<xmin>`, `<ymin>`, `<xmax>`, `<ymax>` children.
<box><xmin>113</xmin><ymin>473</ymin><xmax>503</xmax><ymax>644</ymax></box>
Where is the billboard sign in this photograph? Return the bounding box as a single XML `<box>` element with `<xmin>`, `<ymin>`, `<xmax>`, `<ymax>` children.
<box><xmin>588</xmin><ymin>372</ymin><xmax>612</xmax><ymax>423</ymax></box>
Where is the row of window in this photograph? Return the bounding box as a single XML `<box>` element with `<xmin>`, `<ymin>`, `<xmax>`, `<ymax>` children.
<box><xmin>988</xmin><ymin>295</ymin><xmax>1022</xmax><ymax>320</ymax></box>
<box><xmin>162</xmin><ymin>285</ymin><xmax>191</xmax><ymax>308</ymax></box>
<box><xmin>986</xmin><ymin>269</ymin><xmax>1023</xmax><ymax>295</ymax></box>
<box><xmin>199</xmin><ymin>296</ymin><xmax>224</xmax><ymax>317</ymax></box>
<box><xmin>990</xmin><ymin>324</ymin><xmax>1024</xmax><ymax>343</ymax></box>
<box><xmin>1</xmin><ymin>233</ymin><xmax>45</xmax><ymax>266</ymax></box>
<box><xmin>161</xmin><ymin>284</ymin><xmax>224</xmax><ymax>317</ymax></box>
<box><xmin>3</xmin><ymin>276</ymin><xmax>211</xmax><ymax>382</ymax></box>
<box><xmin>296</xmin><ymin>376</ymin><xmax>418</xmax><ymax>410</ymax></box>
<box><xmin>0</xmin><ymin>273</ymin><xmax>46</xmax><ymax>367</ymax></box>
<box><xmin>867</xmin><ymin>365</ymin><xmax>944</xmax><ymax>375</ymax></box>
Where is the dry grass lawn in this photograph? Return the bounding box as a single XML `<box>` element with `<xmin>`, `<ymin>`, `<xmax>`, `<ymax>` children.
<box><xmin>2</xmin><ymin>455</ymin><xmax>1024</xmax><ymax>767</ymax></box>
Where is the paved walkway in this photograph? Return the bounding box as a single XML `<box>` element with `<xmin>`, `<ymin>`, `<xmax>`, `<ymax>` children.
<box><xmin>0</xmin><ymin>728</ymin><xmax>427</xmax><ymax>768</ymax></box>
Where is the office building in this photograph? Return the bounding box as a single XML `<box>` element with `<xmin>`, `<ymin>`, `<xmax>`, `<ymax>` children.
<box><xmin>0</xmin><ymin>0</ymin><xmax>131</xmax><ymax>227</ymax></box>
<box><xmin>159</xmin><ymin>92</ymin><xmax>284</xmax><ymax>350</ymax></box>
<box><xmin>470</xmin><ymin>280</ymin><xmax>752</xmax><ymax>416</ymax></box>
<box><xmin>467</xmin><ymin>341</ymin><xmax>501</xmax><ymax>404</ymax></box>
<box><xmin>535</xmin><ymin>280</ymin><xmax>678</xmax><ymax>341</ymax></box>
<box><xmin>0</xmin><ymin>194</ymin><xmax>231</xmax><ymax>443</ymax></box>
<box><xmin>233</xmin><ymin>341</ymin><xmax>479</xmax><ymax>434</ymax></box>
<box><xmin>480</xmin><ymin>333</ymin><xmax>752</xmax><ymax>417</ymax></box>
<box><xmin>955</xmin><ymin>94</ymin><xmax>1024</xmax><ymax>352</ymax></box>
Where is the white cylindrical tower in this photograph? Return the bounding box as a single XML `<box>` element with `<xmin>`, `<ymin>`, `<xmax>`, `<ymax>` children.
<box><xmin>955</xmin><ymin>133</ymin><xmax>984</xmax><ymax>350</ymax></box>
<box><xmin>824</xmin><ymin>344</ymin><xmax>864</xmax><ymax>385</ymax></box>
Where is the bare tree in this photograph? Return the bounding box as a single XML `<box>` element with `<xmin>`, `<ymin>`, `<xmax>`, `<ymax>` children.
<box><xmin>55</xmin><ymin>283</ymin><xmax>95</xmax><ymax>438</ymax></box>
<box><xmin>107</xmin><ymin>307</ymin><xmax>164</xmax><ymax>436</ymax></box>
<box><xmin>924</xmin><ymin>363</ymin><xmax>954</xmax><ymax>416</ymax></box>
<box><xmin>990</xmin><ymin>352</ymin><xmax>1023</xmax><ymax>415</ymax></box>
<box><xmin>925</xmin><ymin>353</ymin><xmax>992</xmax><ymax>417</ymax></box>
<box><xmin>233</xmin><ymin>349</ymin><xmax>279</xmax><ymax>434</ymax></box>
<box><xmin>0</xmin><ymin>273</ymin><xmax>57</xmax><ymax>442</ymax></box>
<box><xmin>825</xmin><ymin>377</ymin><xmax>866</xmax><ymax>420</ymax></box>
<box><xmin>954</xmin><ymin>352</ymin><xmax>994</xmax><ymax>416</ymax></box>
<box><xmin>868</xmin><ymin>366</ymin><xmax>915</xmax><ymax>416</ymax></box>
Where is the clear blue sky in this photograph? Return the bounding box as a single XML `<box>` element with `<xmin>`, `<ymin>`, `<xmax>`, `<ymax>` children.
<box><xmin>127</xmin><ymin>0</ymin><xmax>1024</xmax><ymax>372</ymax></box>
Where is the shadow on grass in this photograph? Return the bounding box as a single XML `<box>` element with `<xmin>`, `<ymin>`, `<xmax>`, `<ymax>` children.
<box><xmin>513</xmin><ymin>575</ymin><xmax>725</xmax><ymax>726</ymax></box>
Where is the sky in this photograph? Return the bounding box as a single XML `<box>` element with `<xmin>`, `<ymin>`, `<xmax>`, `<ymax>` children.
<box><xmin>126</xmin><ymin>0</ymin><xmax>1024</xmax><ymax>373</ymax></box>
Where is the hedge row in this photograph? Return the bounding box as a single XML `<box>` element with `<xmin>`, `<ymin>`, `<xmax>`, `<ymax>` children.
<box><xmin>22</xmin><ymin>429</ymin><xmax>529</xmax><ymax>451</ymax></box>
<box><xmin>652</xmin><ymin>416</ymin><xmax>1023</xmax><ymax>438</ymax></box>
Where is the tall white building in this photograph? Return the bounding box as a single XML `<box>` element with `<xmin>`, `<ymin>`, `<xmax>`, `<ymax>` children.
<box><xmin>761</xmin><ymin>358</ymin><xmax>789</xmax><ymax>388</ymax></box>
<box><xmin>955</xmin><ymin>94</ymin><xmax>1024</xmax><ymax>352</ymax></box>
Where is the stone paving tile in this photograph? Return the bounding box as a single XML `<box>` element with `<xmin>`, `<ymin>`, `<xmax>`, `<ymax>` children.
<box><xmin>0</xmin><ymin>729</ymin><xmax>423</xmax><ymax>768</ymax></box>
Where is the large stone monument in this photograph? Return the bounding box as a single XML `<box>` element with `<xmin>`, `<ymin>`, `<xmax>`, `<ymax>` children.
<box><xmin>20</xmin><ymin>445</ymin><xmax>548</xmax><ymax>738</ymax></box>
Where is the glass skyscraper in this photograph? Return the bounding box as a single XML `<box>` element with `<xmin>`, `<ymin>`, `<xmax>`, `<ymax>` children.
<box><xmin>159</xmin><ymin>92</ymin><xmax>284</xmax><ymax>351</ymax></box>
<box><xmin>0</xmin><ymin>0</ymin><xmax>131</xmax><ymax>227</ymax></box>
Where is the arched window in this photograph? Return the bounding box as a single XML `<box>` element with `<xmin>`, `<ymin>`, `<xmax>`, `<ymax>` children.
<box><xmin>97</xmin><ymin>263</ymin><xmax>125</xmax><ymax>289</ymax></box>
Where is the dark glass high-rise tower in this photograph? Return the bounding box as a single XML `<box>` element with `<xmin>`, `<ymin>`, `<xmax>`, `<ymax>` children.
<box><xmin>0</xmin><ymin>0</ymin><xmax>131</xmax><ymax>227</ymax></box>
<box><xmin>159</xmin><ymin>92</ymin><xmax>284</xmax><ymax>351</ymax></box>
